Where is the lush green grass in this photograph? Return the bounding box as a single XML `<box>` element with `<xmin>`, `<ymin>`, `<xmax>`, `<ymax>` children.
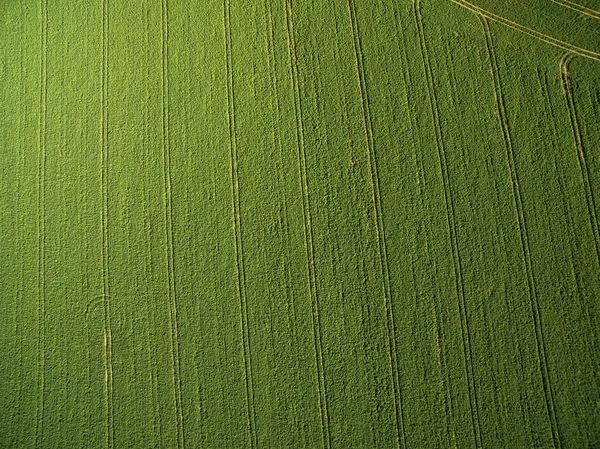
<box><xmin>1</xmin><ymin>0</ymin><xmax>599</xmax><ymax>447</ymax></box>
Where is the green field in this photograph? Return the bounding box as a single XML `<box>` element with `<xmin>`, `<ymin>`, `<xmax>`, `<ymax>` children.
<box><xmin>1</xmin><ymin>0</ymin><xmax>599</xmax><ymax>447</ymax></box>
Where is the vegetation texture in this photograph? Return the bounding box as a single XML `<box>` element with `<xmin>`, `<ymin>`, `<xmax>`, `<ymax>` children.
<box><xmin>1</xmin><ymin>0</ymin><xmax>599</xmax><ymax>447</ymax></box>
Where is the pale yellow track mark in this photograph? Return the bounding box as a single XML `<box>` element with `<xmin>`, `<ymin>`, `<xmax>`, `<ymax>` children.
<box><xmin>452</xmin><ymin>0</ymin><xmax>600</xmax><ymax>62</ymax></box>
<box><xmin>553</xmin><ymin>0</ymin><xmax>600</xmax><ymax>20</ymax></box>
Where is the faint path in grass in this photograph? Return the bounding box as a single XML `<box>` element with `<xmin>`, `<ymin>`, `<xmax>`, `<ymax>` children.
<box><xmin>284</xmin><ymin>1</ymin><xmax>331</xmax><ymax>448</ymax></box>
<box><xmin>34</xmin><ymin>0</ymin><xmax>48</xmax><ymax>446</ymax></box>
<box><xmin>452</xmin><ymin>0</ymin><xmax>600</xmax><ymax>62</ymax></box>
<box><xmin>223</xmin><ymin>1</ymin><xmax>258</xmax><ymax>447</ymax></box>
<box><xmin>558</xmin><ymin>53</ymin><xmax>600</xmax><ymax>372</ymax></box>
<box><xmin>160</xmin><ymin>1</ymin><xmax>185</xmax><ymax>447</ymax></box>
<box><xmin>85</xmin><ymin>295</ymin><xmax>114</xmax><ymax>449</ymax></box>
<box><xmin>480</xmin><ymin>16</ymin><xmax>562</xmax><ymax>449</ymax></box>
<box><xmin>143</xmin><ymin>98</ymin><xmax>163</xmax><ymax>448</ymax></box>
<box><xmin>390</xmin><ymin>3</ymin><xmax>455</xmax><ymax>443</ymax></box>
<box><xmin>264</xmin><ymin>0</ymin><xmax>298</xmax><ymax>380</ymax></box>
<box><xmin>559</xmin><ymin>53</ymin><xmax>600</xmax><ymax>264</ymax></box>
<box><xmin>346</xmin><ymin>1</ymin><xmax>406</xmax><ymax>447</ymax></box>
<box><xmin>100</xmin><ymin>0</ymin><xmax>114</xmax><ymax>447</ymax></box>
<box><xmin>552</xmin><ymin>0</ymin><xmax>600</xmax><ymax>20</ymax></box>
<box><xmin>544</xmin><ymin>64</ymin><xmax>600</xmax><ymax>384</ymax></box>
<box><xmin>413</xmin><ymin>1</ymin><xmax>483</xmax><ymax>447</ymax></box>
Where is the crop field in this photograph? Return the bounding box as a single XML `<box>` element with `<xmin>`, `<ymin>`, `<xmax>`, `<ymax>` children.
<box><xmin>1</xmin><ymin>0</ymin><xmax>599</xmax><ymax>447</ymax></box>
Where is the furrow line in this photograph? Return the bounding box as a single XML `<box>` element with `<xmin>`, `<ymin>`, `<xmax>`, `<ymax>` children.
<box><xmin>265</xmin><ymin>1</ymin><xmax>297</xmax><ymax>345</ymax></box>
<box><xmin>284</xmin><ymin>1</ymin><xmax>331</xmax><ymax>447</ymax></box>
<box><xmin>35</xmin><ymin>0</ymin><xmax>48</xmax><ymax>446</ymax></box>
<box><xmin>390</xmin><ymin>3</ymin><xmax>454</xmax><ymax>442</ymax></box>
<box><xmin>538</xmin><ymin>68</ymin><xmax>600</xmax><ymax>369</ymax></box>
<box><xmin>143</xmin><ymin>43</ymin><xmax>162</xmax><ymax>444</ymax></box>
<box><xmin>481</xmin><ymin>17</ymin><xmax>561</xmax><ymax>449</ymax></box>
<box><xmin>560</xmin><ymin>54</ymin><xmax>600</xmax><ymax>269</ymax></box>
<box><xmin>15</xmin><ymin>16</ymin><xmax>30</xmax><ymax>417</ymax></box>
<box><xmin>452</xmin><ymin>0</ymin><xmax>600</xmax><ymax>62</ymax></box>
<box><xmin>555</xmin><ymin>157</ymin><xmax>600</xmax><ymax>370</ymax></box>
<box><xmin>103</xmin><ymin>297</ymin><xmax>114</xmax><ymax>449</ymax></box>
<box><xmin>223</xmin><ymin>1</ymin><xmax>258</xmax><ymax>447</ymax></box>
<box><xmin>559</xmin><ymin>53</ymin><xmax>600</xmax><ymax>377</ymax></box>
<box><xmin>84</xmin><ymin>296</ymin><xmax>114</xmax><ymax>448</ymax></box>
<box><xmin>161</xmin><ymin>1</ymin><xmax>185</xmax><ymax>447</ymax></box>
<box><xmin>552</xmin><ymin>0</ymin><xmax>600</xmax><ymax>20</ymax></box>
<box><xmin>413</xmin><ymin>2</ymin><xmax>483</xmax><ymax>447</ymax></box>
<box><xmin>100</xmin><ymin>1</ymin><xmax>114</xmax><ymax>446</ymax></box>
<box><xmin>347</xmin><ymin>1</ymin><xmax>406</xmax><ymax>447</ymax></box>
<box><xmin>86</xmin><ymin>304</ymin><xmax>94</xmax><ymax>439</ymax></box>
